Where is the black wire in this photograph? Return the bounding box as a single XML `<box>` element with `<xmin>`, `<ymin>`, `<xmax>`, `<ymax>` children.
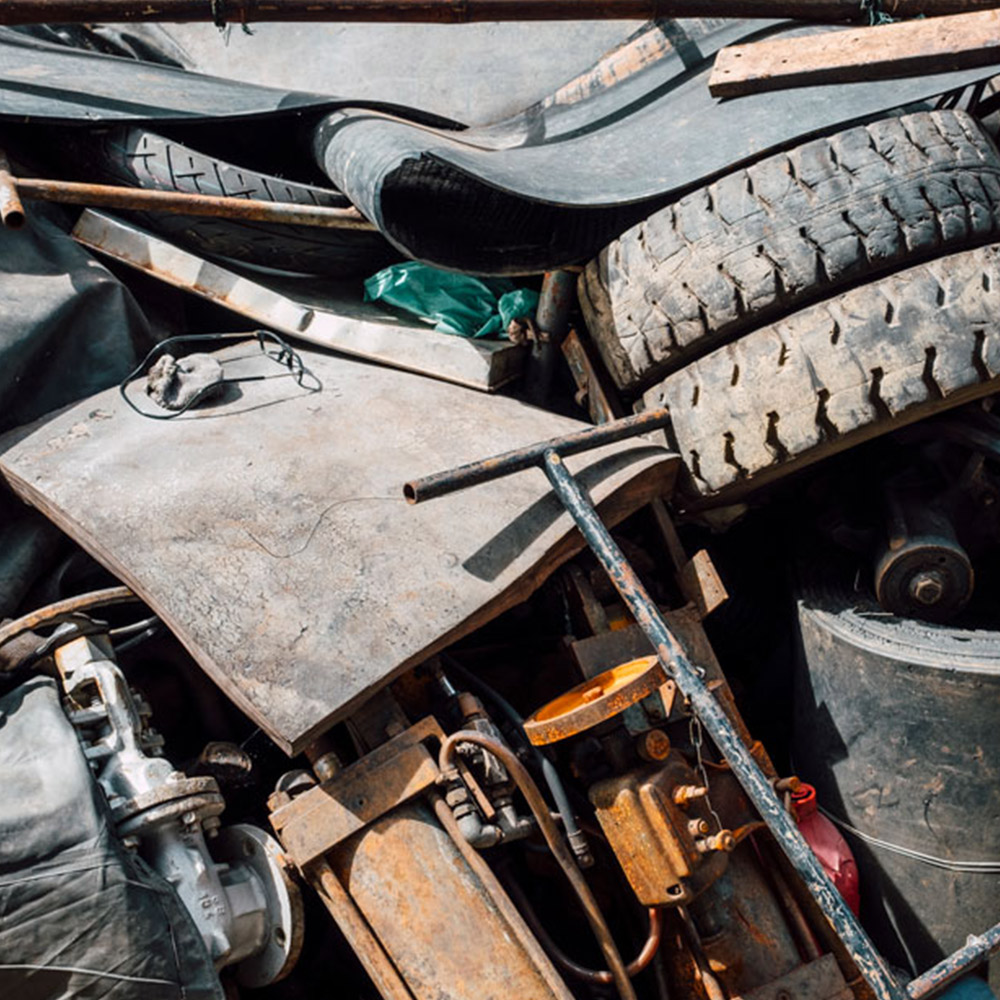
<box><xmin>119</xmin><ymin>330</ymin><xmax>321</xmax><ymax>420</ymax></box>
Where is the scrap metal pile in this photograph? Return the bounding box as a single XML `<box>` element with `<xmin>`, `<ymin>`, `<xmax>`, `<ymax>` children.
<box><xmin>0</xmin><ymin>6</ymin><xmax>998</xmax><ymax>1000</ymax></box>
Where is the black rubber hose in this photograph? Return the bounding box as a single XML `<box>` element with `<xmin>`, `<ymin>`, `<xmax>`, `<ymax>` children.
<box><xmin>442</xmin><ymin>655</ymin><xmax>591</xmax><ymax>863</ymax></box>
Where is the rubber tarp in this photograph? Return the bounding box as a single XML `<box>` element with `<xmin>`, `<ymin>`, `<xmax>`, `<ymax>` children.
<box><xmin>0</xmin><ymin>677</ymin><xmax>223</xmax><ymax>1000</ymax></box>
<box><xmin>312</xmin><ymin>18</ymin><xmax>1000</xmax><ymax>273</ymax></box>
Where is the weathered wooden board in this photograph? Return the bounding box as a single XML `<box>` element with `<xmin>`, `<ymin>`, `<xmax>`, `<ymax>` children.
<box><xmin>709</xmin><ymin>10</ymin><xmax>1000</xmax><ymax>98</ymax></box>
<box><xmin>72</xmin><ymin>210</ymin><xmax>525</xmax><ymax>392</ymax></box>
<box><xmin>0</xmin><ymin>344</ymin><xmax>677</xmax><ymax>754</ymax></box>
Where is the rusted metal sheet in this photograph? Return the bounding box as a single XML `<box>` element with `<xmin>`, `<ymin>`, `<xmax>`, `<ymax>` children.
<box><xmin>0</xmin><ymin>343</ymin><xmax>677</xmax><ymax>754</ymax></box>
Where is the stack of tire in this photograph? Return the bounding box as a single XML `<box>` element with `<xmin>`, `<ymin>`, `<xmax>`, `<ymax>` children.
<box><xmin>580</xmin><ymin>108</ymin><xmax>1000</xmax><ymax>978</ymax></box>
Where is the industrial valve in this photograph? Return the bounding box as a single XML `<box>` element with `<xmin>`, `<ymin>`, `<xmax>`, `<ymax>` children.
<box><xmin>53</xmin><ymin>630</ymin><xmax>303</xmax><ymax>987</ymax></box>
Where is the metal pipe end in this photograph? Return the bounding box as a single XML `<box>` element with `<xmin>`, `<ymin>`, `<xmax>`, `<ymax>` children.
<box><xmin>402</xmin><ymin>482</ymin><xmax>419</xmax><ymax>504</ymax></box>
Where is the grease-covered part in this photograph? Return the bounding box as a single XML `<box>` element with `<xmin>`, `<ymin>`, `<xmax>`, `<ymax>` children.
<box><xmin>793</xmin><ymin>574</ymin><xmax>1000</xmax><ymax>972</ymax></box>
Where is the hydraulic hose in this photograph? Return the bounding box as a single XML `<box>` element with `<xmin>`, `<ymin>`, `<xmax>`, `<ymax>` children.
<box><xmin>439</xmin><ymin>729</ymin><xmax>637</xmax><ymax>1000</ymax></box>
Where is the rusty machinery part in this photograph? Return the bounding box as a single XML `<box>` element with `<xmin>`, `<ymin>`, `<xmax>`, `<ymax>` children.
<box><xmin>0</xmin><ymin>584</ymin><xmax>139</xmax><ymax>653</ymax></box>
<box><xmin>589</xmin><ymin>756</ymin><xmax>735</xmax><ymax>907</ymax></box>
<box><xmin>438</xmin><ymin>729</ymin><xmax>638</xmax><ymax>1000</ymax></box>
<box><xmin>875</xmin><ymin>489</ymin><xmax>974</xmax><ymax>622</ymax></box>
<box><xmin>522</xmin><ymin>655</ymin><xmax>667</xmax><ymax>746</ymax></box>
<box><xmin>53</xmin><ymin>631</ymin><xmax>303</xmax><ymax>986</ymax></box>
<box><xmin>874</xmin><ymin>535</ymin><xmax>974</xmax><ymax>621</ymax></box>
<box><xmin>442</xmin><ymin>655</ymin><xmax>594</xmax><ymax>867</ymax></box>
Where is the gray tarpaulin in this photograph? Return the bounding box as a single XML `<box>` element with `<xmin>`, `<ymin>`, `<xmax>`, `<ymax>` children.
<box><xmin>0</xmin><ymin>677</ymin><xmax>223</xmax><ymax>999</ymax></box>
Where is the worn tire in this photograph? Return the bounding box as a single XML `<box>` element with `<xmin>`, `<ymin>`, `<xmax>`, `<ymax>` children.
<box><xmin>582</xmin><ymin>110</ymin><xmax>1000</xmax><ymax>394</ymax></box>
<box><xmin>61</xmin><ymin>127</ymin><xmax>396</xmax><ymax>276</ymax></box>
<box><xmin>645</xmin><ymin>244</ymin><xmax>1000</xmax><ymax>505</ymax></box>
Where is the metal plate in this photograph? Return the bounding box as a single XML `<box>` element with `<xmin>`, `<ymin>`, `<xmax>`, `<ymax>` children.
<box><xmin>0</xmin><ymin>343</ymin><xmax>677</xmax><ymax>753</ymax></box>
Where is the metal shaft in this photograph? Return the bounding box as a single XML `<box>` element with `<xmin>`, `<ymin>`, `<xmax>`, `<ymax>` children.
<box><xmin>1</xmin><ymin>176</ymin><xmax>375</xmax><ymax>231</ymax></box>
<box><xmin>0</xmin><ymin>0</ymin><xmax>996</xmax><ymax>24</ymax></box>
<box><xmin>541</xmin><ymin>449</ymin><xmax>906</xmax><ymax>1000</ymax></box>
<box><xmin>906</xmin><ymin>921</ymin><xmax>1000</xmax><ymax>1000</ymax></box>
<box><xmin>403</xmin><ymin>407</ymin><xmax>671</xmax><ymax>504</ymax></box>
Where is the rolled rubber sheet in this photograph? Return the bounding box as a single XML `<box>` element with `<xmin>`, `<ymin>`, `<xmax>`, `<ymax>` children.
<box><xmin>313</xmin><ymin>18</ymin><xmax>1000</xmax><ymax>273</ymax></box>
<box><xmin>1</xmin><ymin>20</ymin><xmax>996</xmax><ymax>274</ymax></box>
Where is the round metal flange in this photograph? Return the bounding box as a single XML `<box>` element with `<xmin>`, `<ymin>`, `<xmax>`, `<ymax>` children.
<box><xmin>874</xmin><ymin>535</ymin><xmax>973</xmax><ymax>622</ymax></box>
<box><xmin>523</xmin><ymin>655</ymin><xmax>667</xmax><ymax>746</ymax></box>
<box><xmin>113</xmin><ymin>776</ymin><xmax>224</xmax><ymax>835</ymax></box>
<box><xmin>213</xmin><ymin>823</ymin><xmax>304</xmax><ymax>988</ymax></box>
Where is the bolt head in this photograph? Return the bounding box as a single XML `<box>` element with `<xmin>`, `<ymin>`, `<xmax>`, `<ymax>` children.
<box><xmin>909</xmin><ymin>570</ymin><xmax>945</xmax><ymax>606</ymax></box>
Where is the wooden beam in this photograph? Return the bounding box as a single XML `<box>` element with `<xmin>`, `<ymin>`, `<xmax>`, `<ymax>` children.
<box><xmin>1</xmin><ymin>0</ymin><xmax>1000</xmax><ymax>25</ymax></box>
<box><xmin>710</xmin><ymin>9</ymin><xmax>1000</xmax><ymax>98</ymax></box>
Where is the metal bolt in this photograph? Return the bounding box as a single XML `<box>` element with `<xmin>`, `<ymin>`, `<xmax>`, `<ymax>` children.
<box><xmin>909</xmin><ymin>570</ymin><xmax>945</xmax><ymax>606</ymax></box>
<box><xmin>688</xmin><ymin>818</ymin><xmax>711</xmax><ymax>837</ymax></box>
<box><xmin>696</xmin><ymin>830</ymin><xmax>736</xmax><ymax>854</ymax></box>
<box><xmin>672</xmin><ymin>784</ymin><xmax>708</xmax><ymax>807</ymax></box>
<box><xmin>637</xmin><ymin>729</ymin><xmax>671</xmax><ymax>762</ymax></box>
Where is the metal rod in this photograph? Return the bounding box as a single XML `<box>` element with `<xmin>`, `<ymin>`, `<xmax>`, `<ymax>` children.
<box><xmin>439</xmin><ymin>730</ymin><xmax>638</xmax><ymax>1000</ymax></box>
<box><xmin>906</xmin><ymin>921</ymin><xmax>1000</xmax><ymax>1000</ymax></box>
<box><xmin>403</xmin><ymin>407</ymin><xmax>670</xmax><ymax>504</ymax></box>
<box><xmin>2</xmin><ymin>176</ymin><xmax>375</xmax><ymax>231</ymax></box>
<box><xmin>0</xmin><ymin>0</ymin><xmax>995</xmax><ymax>24</ymax></box>
<box><xmin>0</xmin><ymin>150</ymin><xmax>25</xmax><ymax>229</ymax></box>
<box><xmin>540</xmin><ymin>449</ymin><xmax>906</xmax><ymax>1000</ymax></box>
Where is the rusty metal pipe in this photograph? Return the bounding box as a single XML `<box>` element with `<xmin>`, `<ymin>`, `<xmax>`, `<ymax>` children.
<box><xmin>0</xmin><ymin>150</ymin><xmax>25</xmax><ymax>229</ymax></box>
<box><xmin>0</xmin><ymin>0</ymin><xmax>994</xmax><ymax>25</ymax></box>
<box><xmin>0</xmin><ymin>585</ymin><xmax>138</xmax><ymax>653</ymax></box>
<box><xmin>404</xmin><ymin>408</ymin><xmax>671</xmax><ymax>504</ymax></box>
<box><xmin>439</xmin><ymin>730</ymin><xmax>638</xmax><ymax>1000</ymax></box>
<box><xmin>1</xmin><ymin>175</ymin><xmax>375</xmax><ymax>231</ymax></box>
<box><xmin>906</xmin><ymin>921</ymin><xmax>1000</xmax><ymax>1000</ymax></box>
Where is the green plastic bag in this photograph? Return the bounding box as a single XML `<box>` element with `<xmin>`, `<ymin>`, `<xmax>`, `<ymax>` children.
<box><xmin>364</xmin><ymin>261</ymin><xmax>538</xmax><ymax>339</ymax></box>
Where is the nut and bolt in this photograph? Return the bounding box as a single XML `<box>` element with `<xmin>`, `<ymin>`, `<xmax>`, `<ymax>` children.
<box><xmin>909</xmin><ymin>570</ymin><xmax>946</xmax><ymax>606</ymax></box>
<box><xmin>636</xmin><ymin>729</ymin><xmax>671</xmax><ymax>762</ymax></box>
<box><xmin>688</xmin><ymin>818</ymin><xmax>711</xmax><ymax>837</ymax></box>
<box><xmin>672</xmin><ymin>784</ymin><xmax>708</xmax><ymax>807</ymax></box>
<box><xmin>696</xmin><ymin>830</ymin><xmax>736</xmax><ymax>854</ymax></box>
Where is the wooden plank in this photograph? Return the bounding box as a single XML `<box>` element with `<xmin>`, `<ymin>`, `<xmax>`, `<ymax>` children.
<box><xmin>709</xmin><ymin>10</ymin><xmax>1000</xmax><ymax>98</ymax></box>
<box><xmin>0</xmin><ymin>343</ymin><xmax>677</xmax><ymax>754</ymax></box>
<box><xmin>72</xmin><ymin>210</ymin><xmax>525</xmax><ymax>393</ymax></box>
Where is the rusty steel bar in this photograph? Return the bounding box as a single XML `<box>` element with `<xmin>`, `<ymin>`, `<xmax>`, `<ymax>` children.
<box><xmin>438</xmin><ymin>730</ymin><xmax>638</xmax><ymax>1000</ymax></box>
<box><xmin>0</xmin><ymin>585</ymin><xmax>138</xmax><ymax>653</ymax></box>
<box><xmin>906</xmin><ymin>921</ymin><xmax>1000</xmax><ymax>1000</ymax></box>
<box><xmin>1</xmin><ymin>176</ymin><xmax>376</xmax><ymax>231</ymax></box>
<box><xmin>540</xmin><ymin>449</ymin><xmax>905</xmax><ymax>1000</ymax></box>
<box><xmin>0</xmin><ymin>0</ymin><xmax>996</xmax><ymax>24</ymax></box>
<box><xmin>0</xmin><ymin>150</ymin><xmax>25</xmax><ymax>229</ymax></box>
<box><xmin>403</xmin><ymin>407</ymin><xmax>670</xmax><ymax>504</ymax></box>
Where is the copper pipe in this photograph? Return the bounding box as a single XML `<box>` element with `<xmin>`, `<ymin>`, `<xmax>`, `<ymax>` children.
<box><xmin>439</xmin><ymin>730</ymin><xmax>637</xmax><ymax>1000</ymax></box>
<box><xmin>0</xmin><ymin>150</ymin><xmax>25</xmax><ymax>229</ymax></box>
<box><xmin>0</xmin><ymin>175</ymin><xmax>376</xmax><ymax>231</ymax></box>
<box><xmin>0</xmin><ymin>585</ymin><xmax>139</xmax><ymax>652</ymax></box>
